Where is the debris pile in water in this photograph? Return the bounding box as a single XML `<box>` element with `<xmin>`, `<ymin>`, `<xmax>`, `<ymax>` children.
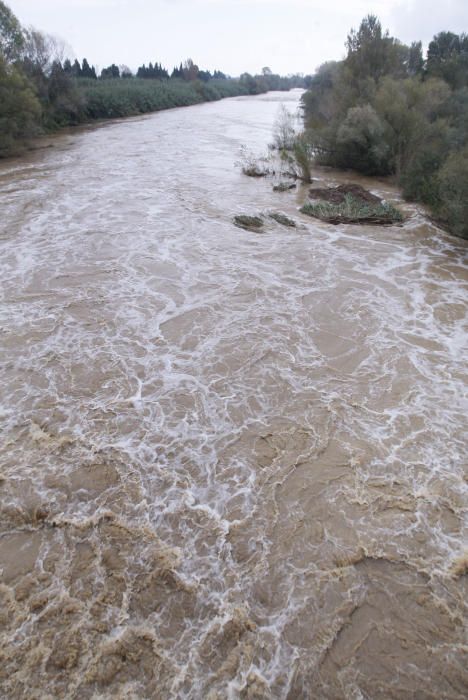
<box><xmin>273</xmin><ymin>182</ymin><xmax>296</xmax><ymax>192</ymax></box>
<box><xmin>233</xmin><ymin>215</ymin><xmax>264</xmax><ymax>232</ymax></box>
<box><xmin>301</xmin><ymin>184</ymin><xmax>403</xmax><ymax>225</ymax></box>
<box><xmin>308</xmin><ymin>183</ymin><xmax>381</xmax><ymax>204</ymax></box>
<box><xmin>268</xmin><ymin>212</ymin><xmax>296</xmax><ymax>227</ymax></box>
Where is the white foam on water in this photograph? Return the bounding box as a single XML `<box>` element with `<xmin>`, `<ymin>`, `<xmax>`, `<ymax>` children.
<box><xmin>0</xmin><ymin>90</ymin><xmax>467</xmax><ymax>699</ymax></box>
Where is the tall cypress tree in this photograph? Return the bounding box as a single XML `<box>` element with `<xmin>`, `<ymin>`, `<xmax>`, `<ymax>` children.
<box><xmin>81</xmin><ymin>58</ymin><xmax>96</xmax><ymax>79</ymax></box>
<box><xmin>71</xmin><ymin>58</ymin><xmax>81</xmax><ymax>77</ymax></box>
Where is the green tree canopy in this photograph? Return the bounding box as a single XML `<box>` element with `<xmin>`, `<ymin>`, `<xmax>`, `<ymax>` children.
<box><xmin>0</xmin><ymin>0</ymin><xmax>25</xmax><ymax>61</ymax></box>
<box><xmin>0</xmin><ymin>54</ymin><xmax>41</xmax><ymax>155</ymax></box>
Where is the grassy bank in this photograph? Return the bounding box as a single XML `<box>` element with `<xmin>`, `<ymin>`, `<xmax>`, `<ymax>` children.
<box><xmin>77</xmin><ymin>77</ymin><xmax>260</xmax><ymax>121</ymax></box>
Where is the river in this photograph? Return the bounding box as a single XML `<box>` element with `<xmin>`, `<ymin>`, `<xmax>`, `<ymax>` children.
<box><xmin>0</xmin><ymin>91</ymin><xmax>467</xmax><ymax>699</ymax></box>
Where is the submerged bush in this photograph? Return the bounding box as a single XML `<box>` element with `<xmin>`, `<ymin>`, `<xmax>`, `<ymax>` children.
<box><xmin>292</xmin><ymin>133</ymin><xmax>314</xmax><ymax>183</ymax></box>
<box><xmin>272</xmin><ymin>105</ymin><xmax>297</xmax><ymax>150</ymax></box>
<box><xmin>237</xmin><ymin>145</ymin><xmax>273</xmax><ymax>177</ymax></box>
<box><xmin>269</xmin><ymin>212</ymin><xmax>296</xmax><ymax>227</ymax></box>
<box><xmin>234</xmin><ymin>215</ymin><xmax>264</xmax><ymax>231</ymax></box>
<box><xmin>301</xmin><ymin>194</ymin><xmax>403</xmax><ymax>224</ymax></box>
<box><xmin>273</xmin><ymin>182</ymin><xmax>296</xmax><ymax>191</ymax></box>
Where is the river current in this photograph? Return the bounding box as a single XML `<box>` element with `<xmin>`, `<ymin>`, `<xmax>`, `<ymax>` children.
<box><xmin>0</xmin><ymin>91</ymin><xmax>467</xmax><ymax>699</ymax></box>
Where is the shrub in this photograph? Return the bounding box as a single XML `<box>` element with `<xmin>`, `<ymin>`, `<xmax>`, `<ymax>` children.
<box><xmin>292</xmin><ymin>133</ymin><xmax>313</xmax><ymax>182</ymax></box>
<box><xmin>336</xmin><ymin>104</ymin><xmax>390</xmax><ymax>174</ymax></box>
<box><xmin>269</xmin><ymin>212</ymin><xmax>296</xmax><ymax>227</ymax></box>
<box><xmin>272</xmin><ymin>105</ymin><xmax>296</xmax><ymax>150</ymax></box>
<box><xmin>435</xmin><ymin>147</ymin><xmax>468</xmax><ymax>238</ymax></box>
<box><xmin>234</xmin><ymin>215</ymin><xmax>264</xmax><ymax>231</ymax></box>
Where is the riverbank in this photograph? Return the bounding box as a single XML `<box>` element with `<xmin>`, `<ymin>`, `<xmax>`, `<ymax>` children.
<box><xmin>1</xmin><ymin>0</ymin><xmax>306</xmax><ymax>159</ymax></box>
<box><xmin>300</xmin><ymin>17</ymin><xmax>468</xmax><ymax>240</ymax></box>
<box><xmin>1</xmin><ymin>76</ymin><xmax>282</xmax><ymax>159</ymax></box>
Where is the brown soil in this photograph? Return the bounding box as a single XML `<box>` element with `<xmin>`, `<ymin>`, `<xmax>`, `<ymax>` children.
<box><xmin>310</xmin><ymin>214</ymin><xmax>399</xmax><ymax>226</ymax></box>
<box><xmin>308</xmin><ymin>183</ymin><xmax>382</xmax><ymax>205</ymax></box>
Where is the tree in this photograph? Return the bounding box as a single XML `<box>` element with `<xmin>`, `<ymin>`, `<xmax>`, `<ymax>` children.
<box><xmin>408</xmin><ymin>41</ymin><xmax>423</xmax><ymax>75</ymax></box>
<box><xmin>0</xmin><ymin>0</ymin><xmax>25</xmax><ymax>62</ymax></box>
<box><xmin>427</xmin><ymin>31</ymin><xmax>461</xmax><ymax>66</ymax></box>
<box><xmin>272</xmin><ymin>104</ymin><xmax>296</xmax><ymax>150</ymax></box>
<box><xmin>71</xmin><ymin>58</ymin><xmax>81</xmax><ymax>77</ymax></box>
<box><xmin>183</xmin><ymin>58</ymin><xmax>199</xmax><ymax>81</ymax></box>
<box><xmin>346</xmin><ymin>14</ymin><xmax>387</xmax><ymax>81</ymax></box>
<box><xmin>336</xmin><ymin>104</ymin><xmax>390</xmax><ymax>174</ymax></box>
<box><xmin>345</xmin><ymin>14</ymin><xmax>409</xmax><ymax>84</ymax></box>
<box><xmin>436</xmin><ymin>147</ymin><xmax>468</xmax><ymax>238</ymax></box>
<box><xmin>119</xmin><ymin>64</ymin><xmax>132</xmax><ymax>78</ymax></box>
<box><xmin>22</xmin><ymin>29</ymin><xmax>68</xmax><ymax>74</ymax></box>
<box><xmin>0</xmin><ymin>53</ymin><xmax>41</xmax><ymax>155</ymax></box>
<box><xmin>101</xmin><ymin>63</ymin><xmax>120</xmax><ymax>79</ymax></box>
<box><xmin>47</xmin><ymin>60</ymin><xmax>84</xmax><ymax>125</ymax></box>
<box><xmin>426</xmin><ymin>32</ymin><xmax>468</xmax><ymax>89</ymax></box>
<box><xmin>240</xmin><ymin>72</ymin><xmax>261</xmax><ymax>94</ymax></box>
<box><xmin>81</xmin><ymin>58</ymin><xmax>96</xmax><ymax>79</ymax></box>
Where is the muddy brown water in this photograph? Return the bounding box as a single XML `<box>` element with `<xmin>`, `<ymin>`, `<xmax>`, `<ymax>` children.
<box><xmin>0</xmin><ymin>91</ymin><xmax>467</xmax><ymax>699</ymax></box>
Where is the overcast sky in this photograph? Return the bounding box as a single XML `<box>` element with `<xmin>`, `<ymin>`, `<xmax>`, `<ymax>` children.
<box><xmin>8</xmin><ymin>0</ymin><xmax>468</xmax><ymax>76</ymax></box>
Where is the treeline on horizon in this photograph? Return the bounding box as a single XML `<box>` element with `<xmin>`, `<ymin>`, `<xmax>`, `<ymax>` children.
<box><xmin>0</xmin><ymin>0</ymin><xmax>307</xmax><ymax>157</ymax></box>
<box><xmin>302</xmin><ymin>15</ymin><xmax>468</xmax><ymax>238</ymax></box>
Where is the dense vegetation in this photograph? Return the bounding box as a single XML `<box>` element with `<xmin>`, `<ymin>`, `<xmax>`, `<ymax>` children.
<box><xmin>0</xmin><ymin>1</ymin><xmax>306</xmax><ymax>157</ymax></box>
<box><xmin>302</xmin><ymin>15</ymin><xmax>468</xmax><ymax>238</ymax></box>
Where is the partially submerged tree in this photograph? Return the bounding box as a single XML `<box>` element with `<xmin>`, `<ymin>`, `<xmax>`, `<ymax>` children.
<box><xmin>272</xmin><ymin>105</ymin><xmax>296</xmax><ymax>150</ymax></box>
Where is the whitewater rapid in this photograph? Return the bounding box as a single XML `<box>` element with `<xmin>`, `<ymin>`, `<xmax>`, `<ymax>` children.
<box><xmin>0</xmin><ymin>91</ymin><xmax>467</xmax><ymax>699</ymax></box>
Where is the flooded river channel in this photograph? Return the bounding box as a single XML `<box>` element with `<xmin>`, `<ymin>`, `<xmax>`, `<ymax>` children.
<box><xmin>0</xmin><ymin>91</ymin><xmax>467</xmax><ymax>699</ymax></box>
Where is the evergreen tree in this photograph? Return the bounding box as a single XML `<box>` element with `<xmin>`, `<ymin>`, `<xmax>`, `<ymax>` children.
<box><xmin>71</xmin><ymin>58</ymin><xmax>81</xmax><ymax>77</ymax></box>
<box><xmin>426</xmin><ymin>32</ymin><xmax>468</xmax><ymax>88</ymax></box>
<box><xmin>81</xmin><ymin>58</ymin><xmax>96</xmax><ymax>79</ymax></box>
<box><xmin>100</xmin><ymin>63</ymin><xmax>120</xmax><ymax>79</ymax></box>
<box><xmin>47</xmin><ymin>60</ymin><xmax>84</xmax><ymax>125</ymax></box>
<box><xmin>408</xmin><ymin>41</ymin><xmax>423</xmax><ymax>75</ymax></box>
